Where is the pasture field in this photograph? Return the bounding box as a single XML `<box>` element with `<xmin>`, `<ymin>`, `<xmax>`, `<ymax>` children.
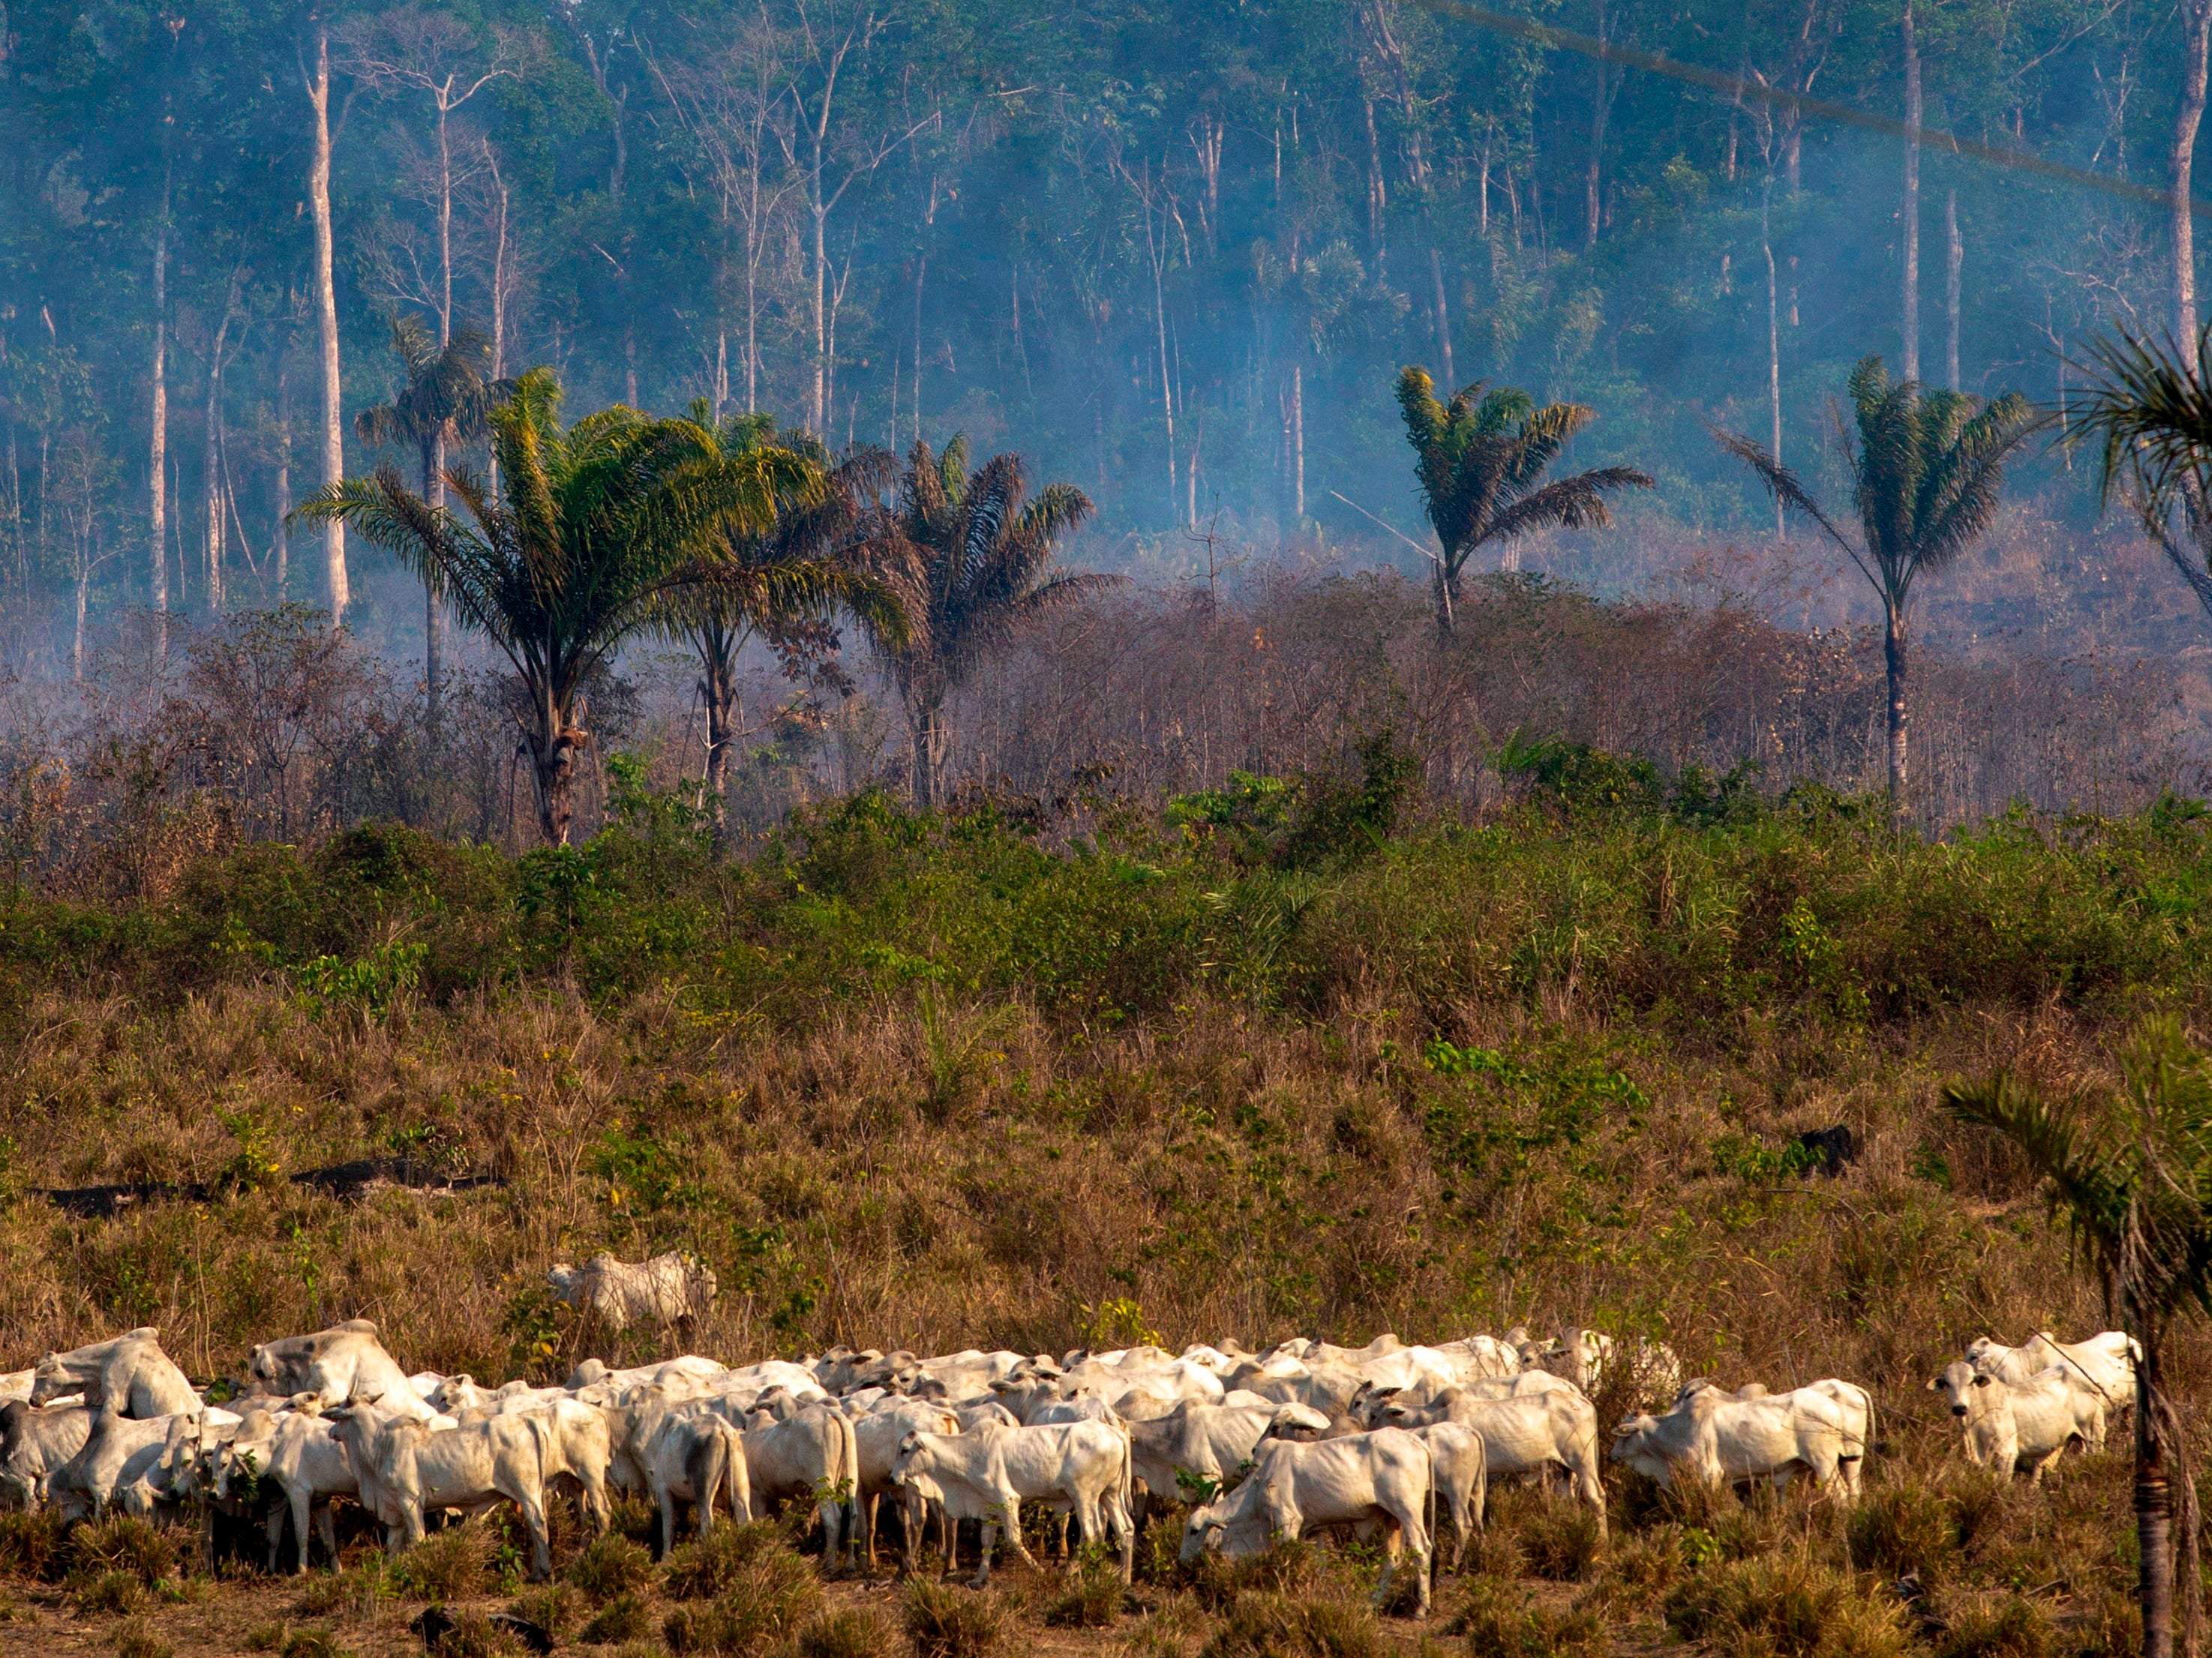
<box><xmin>0</xmin><ymin>772</ymin><xmax>2205</xmax><ymax>1657</ymax></box>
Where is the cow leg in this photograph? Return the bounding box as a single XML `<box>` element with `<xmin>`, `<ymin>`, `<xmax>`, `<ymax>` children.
<box><xmin>316</xmin><ymin>1502</ymin><xmax>338</xmax><ymax>1570</ymax></box>
<box><xmin>1101</xmin><ymin>1489</ymin><xmax>1135</xmax><ymax>1584</ymax></box>
<box><xmin>290</xmin><ymin>1484</ymin><xmax>316</xmax><ymax>1574</ymax></box>
<box><xmin>1000</xmin><ymin>1497</ymin><xmax>1038</xmax><ymax>1569</ymax></box>
<box><xmin>265</xmin><ymin>1501</ymin><xmax>288</xmax><ymax>1575</ymax></box>
<box><xmin>972</xmin><ymin>1518</ymin><xmax>996</xmax><ymax>1589</ymax></box>
<box><xmin>657</xmin><ymin>1483</ymin><xmax>679</xmax><ymax>1560</ymax></box>
<box><xmin>518</xmin><ymin>1495</ymin><xmax>554</xmax><ymax>1582</ymax></box>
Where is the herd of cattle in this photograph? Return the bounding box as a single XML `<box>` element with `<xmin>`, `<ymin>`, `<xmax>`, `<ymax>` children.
<box><xmin>0</xmin><ymin>1267</ymin><xmax>2147</xmax><ymax>1619</ymax></box>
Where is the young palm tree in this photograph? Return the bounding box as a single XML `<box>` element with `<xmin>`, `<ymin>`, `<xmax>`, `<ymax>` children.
<box><xmin>2068</xmin><ymin>326</ymin><xmax>2212</xmax><ymax>623</ymax></box>
<box><xmin>1945</xmin><ymin>1017</ymin><xmax>2212</xmax><ymax>1658</ymax></box>
<box><xmin>646</xmin><ymin>409</ymin><xmax>902</xmax><ymax>840</ymax></box>
<box><xmin>354</xmin><ymin>314</ymin><xmax>509</xmax><ymax>724</ymax></box>
<box><xmin>296</xmin><ymin>367</ymin><xmax>814</xmax><ymax>843</ymax></box>
<box><xmin>1394</xmin><ymin>366</ymin><xmax>1652</xmax><ymax>631</ymax></box>
<box><xmin>857</xmin><ymin>436</ymin><xmax>1109</xmax><ymax>807</ymax></box>
<box><xmin>1719</xmin><ymin>357</ymin><xmax>2034</xmax><ymax>828</ymax></box>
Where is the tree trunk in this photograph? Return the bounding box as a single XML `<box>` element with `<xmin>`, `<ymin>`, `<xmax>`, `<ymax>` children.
<box><xmin>1763</xmin><ymin>169</ymin><xmax>1784</xmax><ymax>540</ymax></box>
<box><xmin>1432</xmin><ymin>557</ymin><xmax>1459</xmax><ymax>636</ymax></box>
<box><xmin>1586</xmin><ymin>0</ymin><xmax>1609</xmax><ymax>251</ymax></box>
<box><xmin>1901</xmin><ymin>3</ymin><xmax>1922</xmax><ymax>382</ymax></box>
<box><xmin>699</xmin><ymin>620</ymin><xmax>737</xmax><ymax>842</ymax></box>
<box><xmin>1884</xmin><ymin>597</ymin><xmax>1910</xmax><ymax>829</ymax></box>
<box><xmin>2174</xmin><ymin>0</ymin><xmax>2212</xmax><ymax>342</ymax></box>
<box><xmin>2138</xmin><ymin>1339</ymin><xmax>2176</xmax><ymax>1658</ymax></box>
<box><xmin>273</xmin><ymin>343</ymin><xmax>291</xmax><ymax>598</ymax></box>
<box><xmin>1943</xmin><ymin>191</ymin><xmax>1963</xmax><ymax>391</ymax></box>
<box><xmin>528</xmin><ymin>727</ymin><xmax>581</xmax><ymax>846</ymax></box>
<box><xmin>149</xmin><ymin>185</ymin><xmax>170</xmax><ymax>658</ymax></box>
<box><xmin>1291</xmin><ymin>362</ymin><xmax>1305</xmax><ymax>521</ymax></box>
<box><xmin>424</xmin><ymin>433</ymin><xmax>445</xmax><ymax>729</ymax></box>
<box><xmin>1429</xmin><ymin>242</ymin><xmax>1456</xmax><ymax>390</ymax></box>
<box><xmin>911</xmin><ymin>698</ymin><xmax>947</xmax><ymax>808</ymax></box>
<box><xmin>306</xmin><ymin>31</ymin><xmax>349</xmax><ymax>627</ymax></box>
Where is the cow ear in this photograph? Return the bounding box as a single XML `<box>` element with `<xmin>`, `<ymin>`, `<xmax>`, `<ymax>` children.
<box><xmin>1972</xmin><ymin>1373</ymin><xmax>1991</xmax><ymax>1387</ymax></box>
<box><xmin>1925</xmin><ymin>1378</ymin><xmax>1937</xmax><ymax>1391</ymax></box>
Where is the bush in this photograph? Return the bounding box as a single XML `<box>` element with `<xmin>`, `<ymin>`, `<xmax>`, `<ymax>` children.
<box><xmin>112</xmin><ymin>1616</ymin><xmax>174</xmax><ymax>1658</ymax></box>
<box><xmin>1198</xmin><ymin>1591</ymin><xmax>1383</xmax><ymax>1658</ymax></box>
<box><xmin>663</xmin><ymin>1522</ymin><xmax>787</xmax><ymax>1601</ymax></box>
<box><xmin>1187</xmin><ymin>1539</ymin><xmax>1328</xmax><ymax>1612</ymax></box>
<box><xmin>581</xmin><ymin>1593</ymin><xmax>655</xmax><ymax>1645</ymax></box>
<box><xmin>293</xmin><ymin>1566</ymin><xmax>386</xmax><ymax>1620</ymax></box>
<box><xmin>902</xmin><ymin>1577</ymin><xmax>1005</xmax><ymax>1658</ymax></box>
<box><xmin>71</xmin><ymin>1569</ymin><xmax>149</xmax><ymax>1616</ymax></box>
<box><xmin>68</xmin><ymin>1515</ymin><xmax>179</xmax><ymax>1587</ymax></box>
<box><xmin>1517</xmin><ymin>1500</ymin><xmax>1605</xmax><ymax>1582</ymax></box>
<box><xmin>793</xmin><ymin>1606</ymin><xmax>899</xmax><ymax>1658</ymax></box>
<box><xmin>509</xmin><ymin>1584</ymin><xmax>585</xmax><ymax>1640</ymax></box>
<box><xmin>1448</xmin><ymin>1577</ymin><xmax>1607</xmax><ymax>1658</ymax></box>
<box><xmin>661</xmin><ymin>1551</ymin><xmax>821</xmax><ymax>1655</ymax></box>
<box><xmin>1664</xmin><ymin>1557</ymin><xmax>1910</xmax><ymax>1658</ymax></box>
<box><xmin>1846</xmin><ymin>1482</ymin><xmax>1961</xmax><ymax>1581</ymax></box>
<box><xmin>395</xmin><ymin>1525</ymin><xmax>497</xmax><ymax>1602</ymax></box>
<box><xmin>0</xmin><ymin>1510</ymin><xmax>68</xmax><ymax>1580</ymax></box>
<box><xmin>429</xmin><ymin>1612</ymin><xmax>527</xmax><ymax>1658</ymax></box>
<box><xmin>1934</xmin><ymin>1597</ymin><xmax>2057</xmax><ymax>1658</ymax></box>
<box><xmin>568</xmin><ymin>1533</ymin><xmax>658</xmax><ymax>1604</ymax></box>
<box><xmin>279</xmin><ymin>1630</ymin><xmax>350</xmax><ymax>1658</ymax></box>
<box><xmin>1040</xmin><ymin>1560</ymin><xmax>1125</xmax><ymax>1628</ymax></box>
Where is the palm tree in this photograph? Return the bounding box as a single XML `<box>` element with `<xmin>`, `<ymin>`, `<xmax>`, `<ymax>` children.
<box><xmin>296</xmin><ymin>367</ymin><xmax>814</xmax><ymax>843</ymax></box>
<box><xmin>1945</xmin><ymin>1016</ymin><xmax>2212</xmax><ymax>1658</ymax></box>
<box><xmin>646</xmin><ymin>409</ymin><xmax>902</xmax><ymax>841</ymax></box>
<box><xmin>1394</xmin><ymin>366</ymin><xmax>1652</xmax><ymax>631</ymax></box>
<box><xmin>1719</xmin><ymin>356</ymin><xmax>2034</xmax><ymax>829</ymax></box>
<box><xmin>856</xmin><ymin>437</ymin><xmax>1109</xmax><ymax>807</ymax></box>
<box><xmin>353</xmin><ymin>313</ymin><xmax>509</xmax><ymax>724</ymax></box>
<box><xmin>2067</xmin><ymin>326</ymin><xmax>2212</xmax><ymax>624</ymax></box>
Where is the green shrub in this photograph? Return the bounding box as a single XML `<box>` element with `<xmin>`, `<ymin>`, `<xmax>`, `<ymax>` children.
<box><xmin>1934</xmin><ymin>1597</ymin><xmax>2057</xmax><ymax>1658</ymax></box>
<box><xmin>1664</xmin><ymin>1556</ymin><xmax>1910</xmax><ymax>1658</ymax></box>
<box><xmin>581</xmin><ymin>1593</ymin><xmax>655</xmax><ymax>1645</ymax></box>
<box><xmin>902</xmin><ymin>1578</ymin><xmax>1005</xmax><ymax>1658</ymax></box>
<box><xmin>1040</xmin><ymin>1560</ymin><xmax>1125</xmax><ymax>1627</ymax></box>
<box><xmin>111</xmin><ymin>1616</ymin><xmax>174</xmax><ymax>1658</ymax></box>
<box><xmin>293</xmin><ymin>1566</ymin><xmax>386</xmax><ymax>1620</ymax></box>
<box><xmin>1197</xmin><ymin>1590</ymin><xmax>1383</xmax><ymax>1658</ymax></box>
<box><xmin>1187</xmin><ymin>1539</ymin><xmax>1327</xmax><ymax>1612</ymax></box>
<box><xmin>792</xmin><ymin>1606</ymin><xmax>899</xmax><ymax>1658</ymax></box>
<box><xmin>509</xmin><ymin>1584</ymin><xmax>586</xmax><ymax>1639</ymax></box>
<box><xmin>1448</xmin><ymin>1577</ymin><xmax>1608</xmax><ymax>1658</ymax></box>
<box><xmin>568</xmin><ymin>1532</ymin><xmax>658</xmax><ymax>1604</ymax></box>
<box><xmin>663</xmin><ymin>1521</ymin><xmax>786</xmax><ymax>1601</ymax></box>
<box><xmin>1517</xmin><ymin>1499</ymin><xmax>1604</xmax><ymax>1582</ymax></box>
<box><xmin>394</xmin><ymin>1525</ymin><xmax>497</xmax><ymax>1602</ymax></box>
<box><xmin>661</xmin><ymin>1550</ymin><xmax>821</xmax><ymax>1655</ymax></box>
<box><xmin>429</xmin><ymin>1611</ymin><xmax>527</xmax><ymax>1658</ymax></box>
<box><xmin>68</xmin><ymin>1515</ymin><xmax>179</xmax><ymax>1587</ymax></box>
<box><xmin>0</xmin><ymin>1510</ymin><xmax>68</xmax><ymax>1580</ymax></box>
<box><xmin>71</xmin><ymin>1568</ymin><xmax>149</xmax><ymax>1616</ymax></box>
<box><xmin>279</xmin><ymin>1630</ymin><xmax>350</xmax><ymax>1658</ymax></box>
<box><xmin>1846</xmin><ymin>1482</ymin><xmax>1961</xmax><ymax>1581</ymax></box>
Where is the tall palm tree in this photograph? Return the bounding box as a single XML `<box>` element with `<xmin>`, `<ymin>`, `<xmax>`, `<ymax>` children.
<box><xmin>354</xmin><ymin>313</ymin><xmax>509</xmax><ymax>724</ymax></box>
<box><xmin>1945</xmin><ymin>1017</ymin><xmax>2212</xmax><ymax>1658</ymax></box>
<box><xmin>1394</xmin><ymin>366</ymin><xmax>1651</xmax><ymax>631</ymax></box>
<box><xmin>856</xmin><ymin>437</ymin><xmax>1109</xmax><ymax>807</ymax></box>
<box><xmin>646</xmin><ymin>408</ymin><xmax>902</xmax><ymax>841</ymax></box>
<box><xmin>1719</xmin><ymin>356</ymin><xmax>2034</xmax><ymax>829</ymax></box>
<box><xmin>2067</xmin><ymin>326</ymin><xmax>2212</xmax><ymax>623</ymax></box>
<box><xmin>296</xmin><ymin>367</ymin><xmax>814</xmax><ymax>843</ymax></box>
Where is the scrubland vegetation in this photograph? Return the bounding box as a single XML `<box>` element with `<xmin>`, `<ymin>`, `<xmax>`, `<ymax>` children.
<box><xmin>0</xmin><ymin>715</ymin><xmax>2204</xmax><ymax>1651</ymax></box>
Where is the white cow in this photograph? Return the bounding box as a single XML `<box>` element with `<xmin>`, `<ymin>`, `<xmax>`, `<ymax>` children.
<box><xmin>248</xmin><ymin>1321</ymin><xmax>443</xmax><ymax>1422</ymax></box>
<box><xmin>1611</xmin><ymin>1383</ymin><xmax>1859</xmax><ymax>1496</ymax></box>
<box><xmin>567</xmin><ymin>1355</ymin><xmax>728</xmax><ymax>1394</ymax></box>
<box><xmin>215</xmin><ymin>1408</ymin><xmax>359</xmax><ymax>1573</ymax></box>
<box><xmin>0</xmin><ymin>1401</ymin><xmax>92</xmax><ymax>1510</ymax></box>
<box><xmin>1373</xmin><ymin>1387</ymin><xmax>1607</xmax><ymax>1532</ymax></box>
<box><xmin>32</xmin><ymin>1330</ymin><xmax>200</xmax><ymax>1420</ymax></box>
<box><xmin>1968</xmin><ymin>1333</ymin><xmax>2139</xmax><ymax>1414</ymax></box>
<box><xmin>851</xmin><ymin>1400</ymin><xmax>961</xmax><ymax>1568</ymax></box>
<box><xmin>548</xmin><ymin>1251</ymin><xmax>718</xmax><ymax>1339</ymax></box>
<box><xmin>47</xmin><ymin>1407</ymin><xmax>191</xmax><ymax>1520</ymax></box>
<box><xmin>1181</xmin><ymin>1429</ymin><xmax>1433</xmax><ymax>1618</ymax></box>
<box><xmin>1930</xmin><ymin>1362</ymin><xmax>2107</xmax><ymax>1480</ymax></box>
<box><xmin>731</xmin><ymin>1403</ymin><xmax>861</xmax><ymax>1569</ymax></box>
<box><xmin>890</xmin><ymin>1420</ymin><xmax>1134</xmax><ymax>1588</ymax></box>
<box><xmin>1123</xmin><ymin>1400</ymin><xmax>1334</xmax><ymax>1508</ymax></box>
<box><xmin>1432</xmin><ymin>1336</ymin><xmax>1523</xmax><ymax>1381</ymax></box>
<box><xmin>638</xmin><ymin>1403</ymin><xmax>751</xmax><ymax>1555</ymax></box>
<box><xmin>332</xmin><ymin>1403</ymin><xmax>559</xmax><ymax>1579</ymax></box>
<box><xmin>1412</xmin><ymin>1421</ymin><xmax>1488</xmax><ymax>1570</ymax></box>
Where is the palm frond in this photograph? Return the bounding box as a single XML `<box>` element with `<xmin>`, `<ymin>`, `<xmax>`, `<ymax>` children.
<box><xmin>1714</xmin><ymin>427</ymin><xmax>1857</xmax><ymax>556</ymax></box>
<box><xmin>1478</xmin><ymin>466</ymin><xmax>1652</xmax><ymax>546</ymax></box>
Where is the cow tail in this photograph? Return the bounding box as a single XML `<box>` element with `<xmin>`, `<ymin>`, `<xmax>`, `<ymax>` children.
<box><xmin>1118</xmin><ymin>1422</ymin><xmax>1134</xmax><ymax>1517</ymax></box>
<box><xmin>1859</xmin><ymin>1388</ymin><xmax>1876</xmax><ymax>1462</ymax></box>
<box><xmin>836</xmin><ymin>1408</ymin><xmax>862</xmax><ymax>1539</ymax></box>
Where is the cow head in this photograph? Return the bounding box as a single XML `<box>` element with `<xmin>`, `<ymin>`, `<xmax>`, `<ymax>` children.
<box><xmin>1928</xmin><ymin>1363</ymin><xmax>1991</xmax><ymax>1421</ymax></box>
<box><xmin>29</xmin><ymin>1354</ymin><xmax>81</xmax><ymax>1408</ymax></box>
<box><xmin>546</xmin><ymin>1264</ymin><xmax>584</xmax><ymax>1300</ymax></box>
<box><xmin>1609</xmin><ymin>1414</ymin><xmax>1671</xmax><ymax>1483</ymax></box>
<box><xmin>1179</xmin><ymin>1502</ymin><xmax>1230</xmax><ymax>1564</ymax></box>
<box><xmin>1264</xmin><ymin>1403</ymin><xmax>1331</xmax><ymax>1441</ymax></box>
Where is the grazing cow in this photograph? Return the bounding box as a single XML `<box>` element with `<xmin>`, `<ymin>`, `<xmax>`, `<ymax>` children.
<box><xmin>1543</xmin><ymin>1330</ymin><xmax>1683</xmax><ymax>1402</ymax></box>
<box><xmin>1411</xmin><ymin>1421</ymin><xmax>1488</xmax><ymax>1570</ymax></box>
<box><xmin>457</xmin><ymin>1394</ymin><xmax>613</xmax><ymax>1535</ymax></box>
<box><xmin>1348</xmin><ymin>1370</ymin><xmax>1571</xmax><ymax>1429</ymax></box>
<box><xmin>0</xmin><ymin>1401</ymin><xmax>92</xmax><ymax>1510</ymax></box>
<box><xmin>215</xmin><ymin>1408</ymin><xmax>359</xmax><ymax>1574</ymax></box>
<box><xmin>1374</xmin><ymin>1387</ymin><xmax>1607</xmax><ymax>1533</ymax></box>
<box><xmin>890</xmin><ymin>1420</ymin><xmax>1135</xmax><ymax>1588</ymax></box>
<box><xmin>1125</xmin><ymin>1401</ymin><xmax>1332</xmax><ymax>1509</ymax></box>
<box><xmin>32</xmin><ymin>1329</ymin><xmax>199</xmax><ymax>1419</ymax></box>
<box><xmin>548</xmin><ymin>1252</ymin><xmax>718</xmax><ymax>1342</ymax></box>
<box><xmin>851</xmin><ymin>1399</ymin><xmax>961</xmax><ymax>1568</ymax></box>
<box><xmin>1968</xmin><ymin>1333</ymin><xmax>2139</xmax><ymax>1414</ymax></box>
<box><xmin>1180</xmin><ymin>1429</ymin><xmax>1433</xmax><ymax>1618</ymax></box>
<box><xmin>635</xmin><ymin>1403</ymin><xmax>750</xmax><ymax>1556</ymax></box>
<box><xmin>1610</xmin><ymin>1384</ymin><xmax>1859</xmax><ymax>1496</ymax></box>
<box><xmin>47</xmin><ymin>1407</ymin><xmax>191</xmax><ymax>1520</ymax></box>
<box><xmin>0</xmin><ymin>1372</ymin><xmax>34</xmax><ymax>1407</ymax></box>
<box><xmin>1930</xmin><ymin>1363</ymin><xmax>2107</xmax><ymax>1480</ymax></box>
<box><xmin>331</xmin><ymin>1403</ymin><xmax>559</xmax><ymax>1580</ymax></box>
<box><xmin>1433</xmin><ymin>1336</ymin><xmax>1522</xmax><ymax>1382</ymax></box>
<box><xmin>249</xmin><ymin>1321</ymin><xmax>443</xmax><ymax>1421</ymax></box>
<box><xmin>728</xmin><ymin>1403</ymin><xmax>861</xmax><ymax>1569</ymax></box>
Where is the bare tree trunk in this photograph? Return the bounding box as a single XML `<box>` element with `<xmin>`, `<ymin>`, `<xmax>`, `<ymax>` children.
<box><xmin>1763</xmin><ymin>167</ymin><xmax>1784</xmax><ymax>539</ymax></box>
<box><xmin>911</xmin><ymin>699</ymin><xmax>945</xmax><ymax>807</ymax></box>
<box><xmin>273</xmin><ymin>339</ymin><xmax>291</xmax><ymax>598</ymax></box>
<box><xmin>1884</xmin><ymin>596</ymin><xmax>1910</xmax><ymax>829</ymax></box>
<box><xmin>425</xmin><ymin>433</ymin><xmax>445</xmax><ymax>729</ymax></box>
<box><xmin>1429</xmin><ymin>243</ymin><xmax>1455</xmax><ymax>390</ymax></box>
<box><xmin>1945</xmin><ymin>190</ymin><xmax>1962</xmax><ymax>391</ymax></box>
<box><xmin>149</xmin><ymin>173</ymin><xmax>170</xmax><ymax>658</ymax></box>
<box><xmin>203</xmin><ymin>270</ymin><xmax>242</xmax><ymax>616</ymax></box>
<box><xmin>1586</xmin><ymin>0</ymin><xmax>1610</xmax><ymax>250</ymax></box>
<box><xmin>1291</xmin><ymin>361</ymin><xmax>1304</xmax><ymax>522</ymax></box>
<box><xmin>2138</xmin><ymin>1339</ymin><xmax>2176</xmax><ymax>1658</ymax></box>
<box><xmin>913</xmin><ymin>254</ymin><xmax>928</xmax><ymax>445</ymax></box>
<box><xmin>2174</xmin><ymin>1</ymin><xmax>2212</xmax><ymax>342</ymax></box>
<box><xmin>1901</xmin><ymin>3</ymin><xmax>1921</xmax><ymax>382</ymax></box>
<box><xmin>699</xmin><ymin>619</ymin><xmax>737</xmax><ymax>841</ymax></box>
<box><xmin>306</xmin><ymin>31</ymin><xmax>348</xmax><ymax>627</ymax></box>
